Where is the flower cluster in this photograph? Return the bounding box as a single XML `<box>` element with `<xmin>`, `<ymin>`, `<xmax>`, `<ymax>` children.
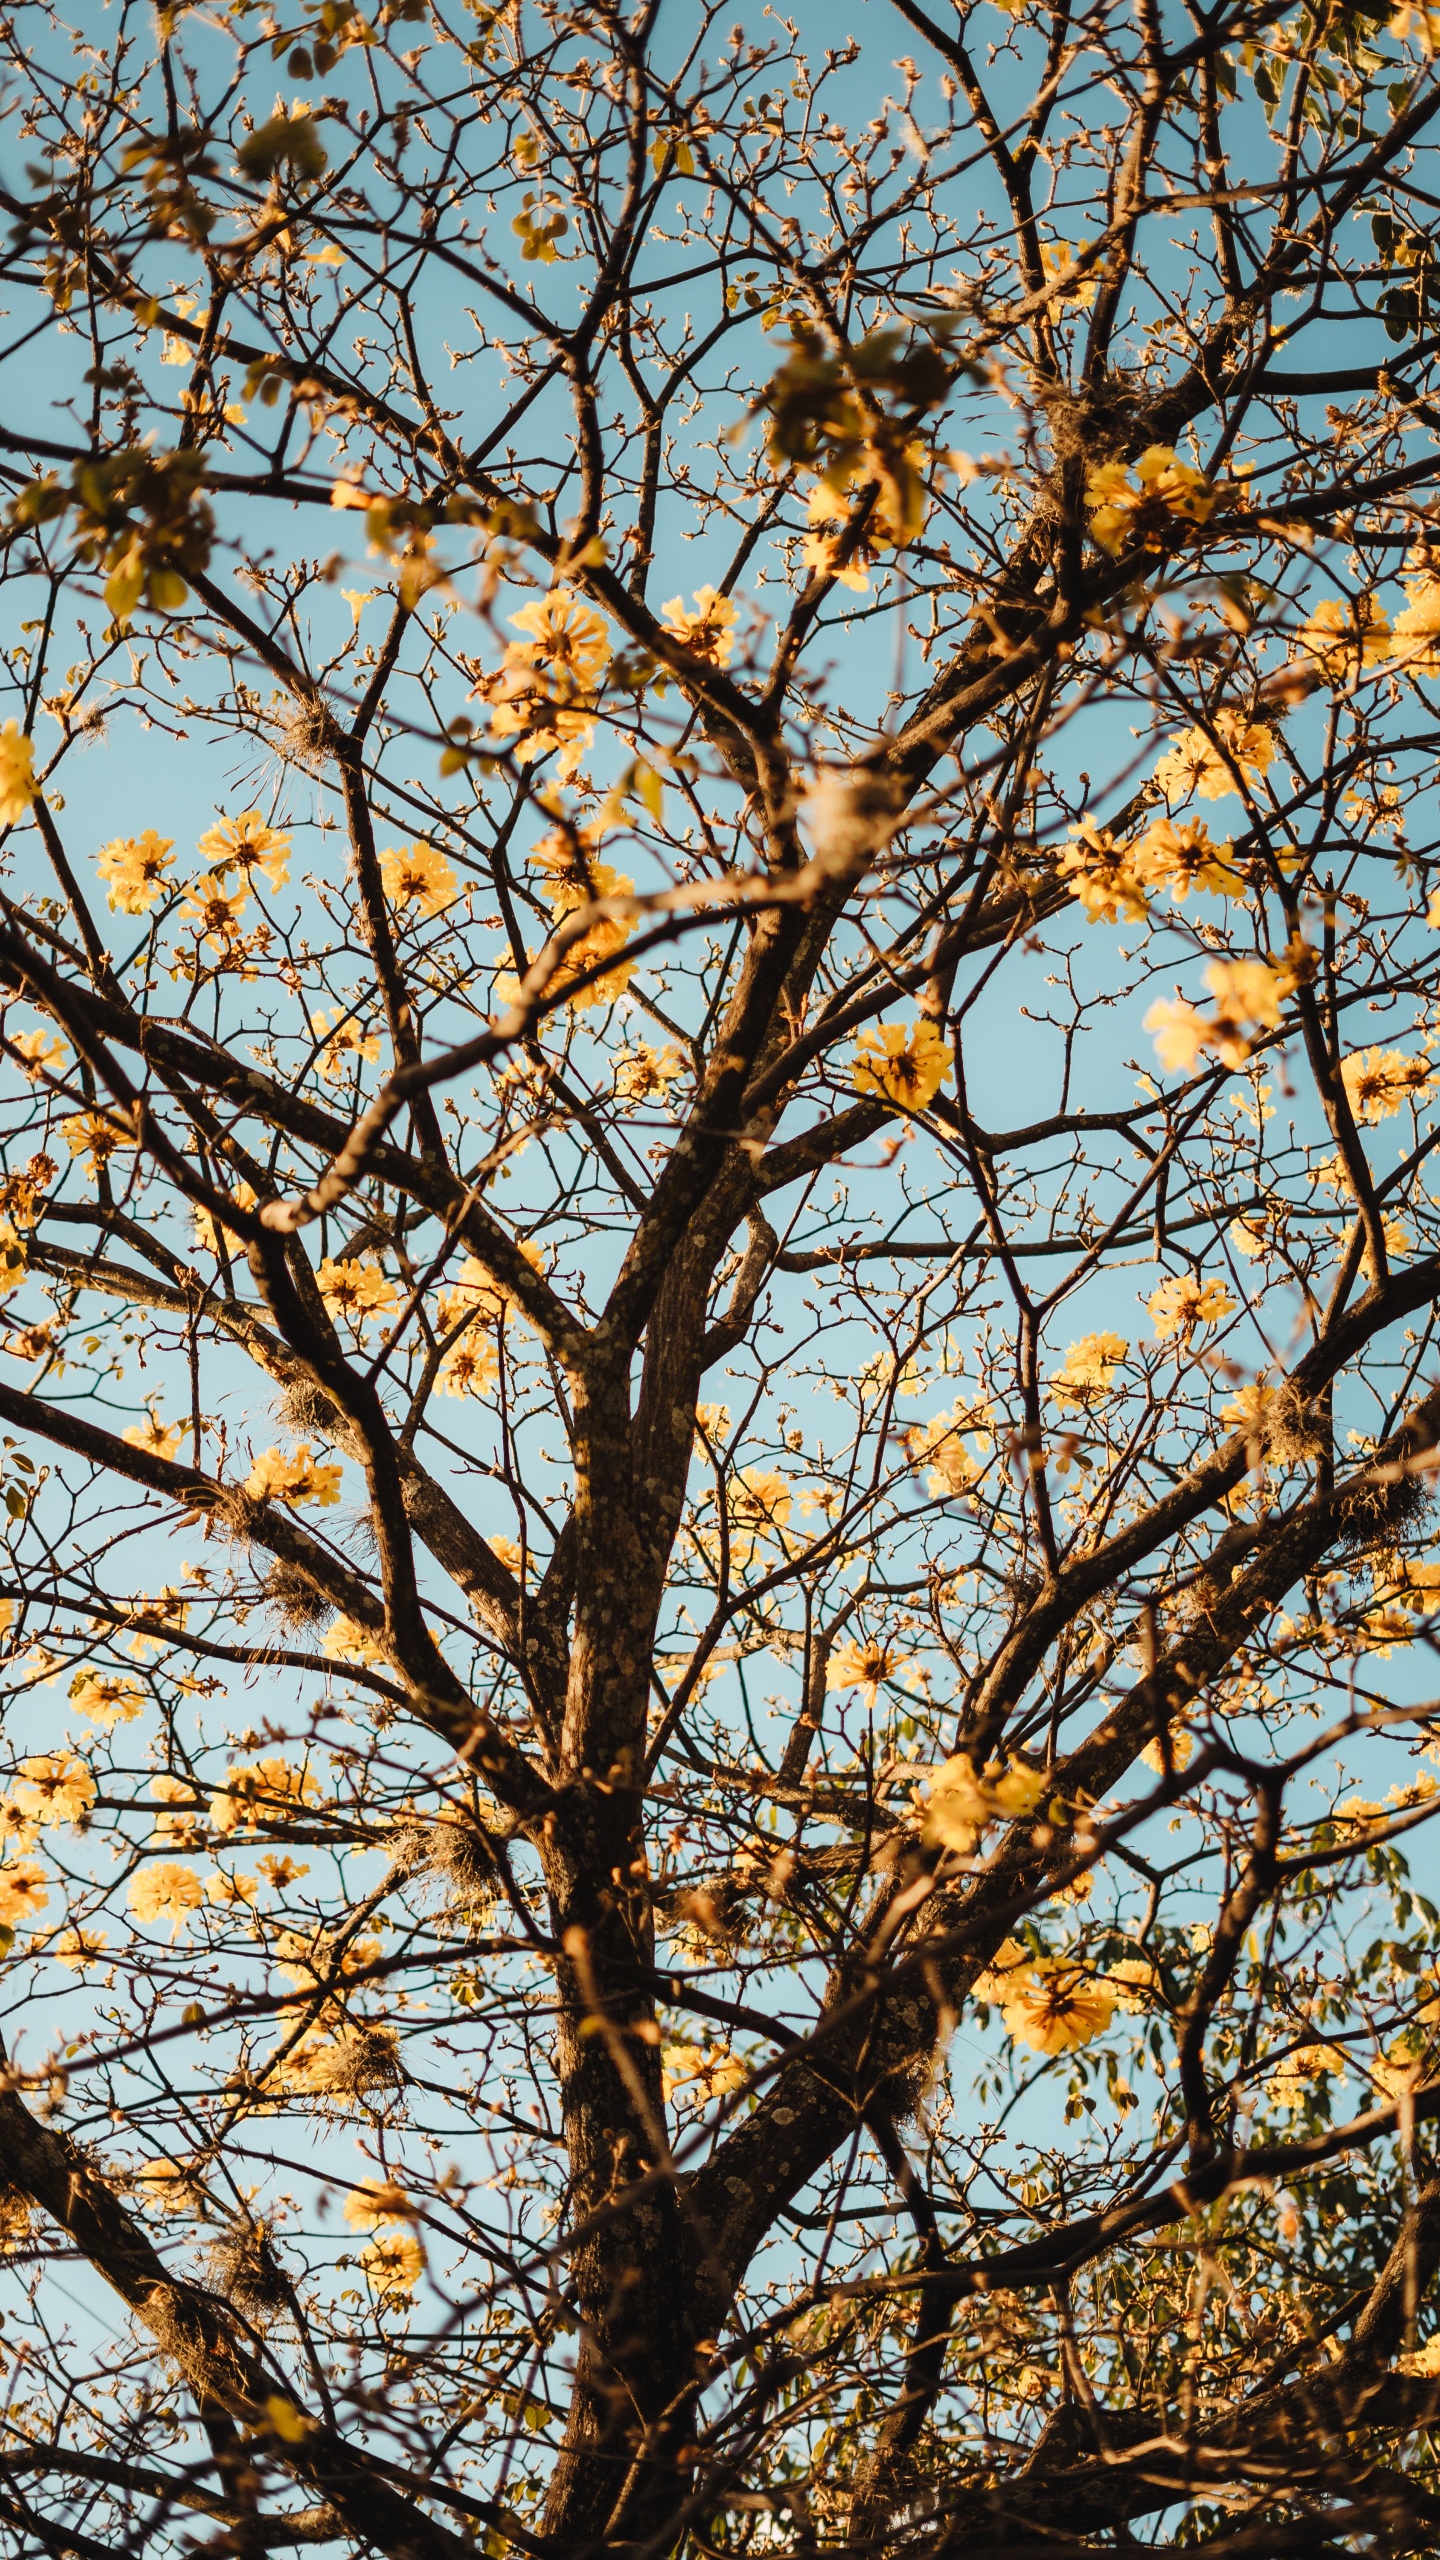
<box><xmin>196</xmin><ymin>811</ymin><xmax>291</xmax><ymax>892</ymax></box>
<box><xmin>1146</xmin><ymin>956</ymin><xmax>1288</xmax><ymax>1077</ymax></box>
<box><xmin>476</xmin><ymin>590</ymin><xmax>611</xmax><ymax>781</ymax></box>
<box><xmin>379</xmin><ymin>842</ymin><xmax>457</xmax><ymax>917</ymax></box>
<box><xmin>1059</xmin><ymin>815</ymin><xmax>1245</xmax><ymax>923</ymax></box>
<box><xmin>1153</xmin><ymin>711</ymin><xmax>1275</xmax><ymax>803</ymax></box>
<box><xmin>1340</xmin><ymin>1045</ymin><xmax>1434</xmax><ymax>1125</ymax></box>
<box><xmin>96</xmin><ymin>830</ymin><xmax>175</xmax><ymax>914</ymax></box>
<box><xmin>1085</xmin><ymin>444</ymin><xmax>1216</xmax><ymax>556</ymax></box>
<box><xmin>1147</xmin><ymin>1272</ymin><xmax>1236</xmax><ymax>1341</ymax></box>
<box><xmin>850</xmin><ymin>1018</ymin><xmax>950</xmax><ymax>1112</ymax></box>
<box><xmin>919</xmin><ymin>1752</ymin><xmax>1047</xmax><ymax>1853</ymax></box>
<box><xmin>244</xmin><ymin>1444</ymin><xmax>343</xmax><ymax>1508</ymax></box>
<box><xmin>1050</xmin><ymin>1331</ymin><xmax>1128</xmax><ymax>1410</ymax></box>
<box><xmin>318</xmin><ymin>1257</ymin><xmax>398</xmax><ymax>1324</ymax></box>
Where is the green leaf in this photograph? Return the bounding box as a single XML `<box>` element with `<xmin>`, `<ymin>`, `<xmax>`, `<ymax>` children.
<box><xmin>237</xmin><ymin>114</ymin><xmax>328</xmax><ymax>184</ymax></box>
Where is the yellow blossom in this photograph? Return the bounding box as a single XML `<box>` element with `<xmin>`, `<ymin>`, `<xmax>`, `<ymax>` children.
<box><xmin>851</xmin><ymin>1019</ymin><xmax>950</xmax><ymax>1112</ymax></box>
<box><xmin>128</xmin><ymin>1861</ymin><xmax>204</xmax><ymax>1935</ymax></box>
<box><xmin>1131</xmin><ymin>817</ymin><xmax>1246</xmax><ymax>902</ymax></box>
<box><xmin>0</xmin><ymin>721</ymin><xmax>37</xmax><ymax>827</ymax></box>
<box><xmin>506</xmin><ymin>590</ymin><xmax>611</xmax><ymax>689</ymax></box>
<box><xmin>204</xmin><ymin>1868</ymin><xmax>262</xmax><ymax>1909</ymax></box>
<box><xmin>96</xmin><ymin>830</ymin><xmax>176</xmax><ymax>914</ymax></box>
<box><xmin>1341</xmin><ymin>1045</ymin><xmax>1434</xmax><ymax>1125</ymax></box>
<box><xmin>971</xmin><ymin>1939</ymin><xmax>1038</xmax><ymax>2003</ymax></box>
<box><xmin>195</xmin><ymin>809</ymin><xmax>291</xmax><ymax>892</ymax></box>
<box><xmin>51</xmin><ymin>1924</ymin><xmax>108</xmax><ymax>1968</ymax></box>
<box><xmin>360</xmin><ymin>2227</ymin><xmax>425</xmax><ymax>2298</ymax></box>
<box><xmin>312</xmin><ymin>1009</ymin><xmax>382</xmax><ymax>1080</ymax></box>
<box><xmin>1002</xmin><ymin>1961</ymin><xmax>1115</xmax><ymax>2054</ymax></box>
<box><xmin>1085</xmin><ymin>444</ymin><xmax>1215</xmax><ymax>557</ymax></box>
<box><xmin>1108</xmin><ymin>1956</ymin><xmax>1163</xmax><ymax>2014</ymax></box>
<box><xmin>1050</xmin><ymin>1331</ymin><xmax>1128</xmax><ymax>1410</ymax></box>
<box><xmin>1203</xmin><ymin>957</ymin><xmax>1285</xmax><ymax>1058</ymax></box>
<box><xmin>7</xmin><ymin>1753</ymin><xmax>95</xmax><ymax>1827</ymax></box>
<box><xmin>317</xmin><ymin>1257</ymin><xmax>399</xmax><ymax>1324</ymax></box>
<box><xmin>1148</xmin><ymin>1273</ymin><xmax>1236</xmax><ymax>1341</ymax></box>
<box><xmin>0</xmin><ymin>1858</ymin><xmax>48</xmax><ymax>1927</ymax></box>
<box><xmin>210</xmin><ymin>1757</ymin><xmax>319</xmax><ymax>1836</ymax></box>
<box><xmin>379</xmin><ymin>842</ymin><xmax>457</xmax><ymax>917</ymax></box>
<box><xmin>1145</xmin><ymin>998</ymin><xmax>1210</xmax><ymax>1077</ymax></box>
<box><xmin>1057</xmin><ymin>816</ymin><xmax>1149</xmax><ymax>925</ymax></box>
<box><xmin>179</xmin><ymin>881</ymin><xmax>250</xmax><ymax>946</ymax></box>
<box><xmin>69</xmin><ymin>1672</ymin><xmax>143</xmax><ymax>1730</ymax></box>
<box><xmin>1391</xmin><ymin>577</ymin><xmax>1440</xmax><ymax>677</ymax></box>
<box><xmin>436</xmin><ymin>1337</ymin><xmax>500</xmax><ymax>1399</ymax></box>
<box><xmin>1141</xmin><ymin>1722</ymin><xmax>1195</xmax><ymax>1774</ymax></box>
<box><xmin>1039</xmin><ymin>238</ymin><xmax>1096</xmax><ymax>306</ymax></box>
<box><xmin>324</xmin><ymin>1615</ymin><xmax>388</xmax><ymax>1666</ymax></box>
<box><xmin>660</xmin><ymin>585</ymin><xmax>741</xmax><ymax>665</ymax></box>
<box><xmin>244</xmin><ymin>1444</ymin><xmax>343</xmax><ymax>1508</ymax></box>
<box><xmin>193</xmin><ymin>1180</ymin><xmax>257</xmax><ymax>1253</ymax></box>
<box><xmin>1399</xmin><ymin>2335</ymin><xmax>1440</xmax><ymax>2376</ymax></box>
<box><xmin>920</xmin><ymin>1753</ymin><xmax>1047</xmax><ymax>1852</ymax></box>
<box><xmin>1361</xmin><ymin>1213</ymin><xmax>1413</xmax><ymax>1281</ymax></box>
<box><xmin>343</xmin><ymin>2180</ymin><xmax>415</xmax><ymax>2231</ymax></box>
<box><xmin>529</xmin><ymin>837</ymin><xmax>636</xmax><ymax>1009</ymax></box>
<box><xmin>123</xmin><ymin>1409</ymin><xmax>182</xmax><ymax>1462</ymax></box>
<box><xmin>63</xmin><ymin>1109</ymin><xmax>132</xmax><ymax>1178</ymax></box>
<box><xmin>1300</xmin><ymin>595</ymin><xmax>1390</xmax><ymax>681</ymax></box>
<box><xmin>903</xmin><ymin>1404</ymin><xmax>982</xmax><ymax>1500</ymax></box>
<box><xmin>1373</xmin><ymin>2037</ymin><xmax>1437</xmax><ymax>2101</ymax></box>
<box><xmin>1153</xmin><ymin>712</ymin><xmax>1275</xmax><ymax>803</ymax></box>
<box><xmin>661</xmin><ymin>2042</ymin><xmax>748</xmax><ymax>2103</ymax></box>
<box><xmin>828</xmin><ymin>1635</ymin><xmax>907</xmax><ymax>1699</ymax></box>
<box><xmin>614</xmin><ymin>1042</ymin><xmax>685</xmax><ymax>1103</ymax></box>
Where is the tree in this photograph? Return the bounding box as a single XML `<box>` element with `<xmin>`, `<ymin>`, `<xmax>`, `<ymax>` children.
<box><xmin>6</xmin><ymin>0</ymin><xmax>1440</xmax><ymax>2549</ymax></box>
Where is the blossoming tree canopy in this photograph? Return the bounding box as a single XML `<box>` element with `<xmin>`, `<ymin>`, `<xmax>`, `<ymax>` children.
<box><xmin>6</xmin><ymin>0</ymin><xmax>1440</xmax><ymax>2552</ymax></box>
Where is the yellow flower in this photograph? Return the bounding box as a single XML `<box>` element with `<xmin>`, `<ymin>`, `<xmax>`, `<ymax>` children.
<box><xmin>851</xmin><ymin>1020</ymin><xmax>950</xmax><ymax>1112</ymax></box>
<box><xmin>1002</xmin><ymin>1961</ymin><xmax>1115</xmax><ymax>2054</ymax></box>
<box><xmin>506</xmin><ymin>590</ymin><xmax>611</xmax><ymax>690</ymax></box>
<box><xmin>0</xmin><ymin>721</ymin><xmax>36</xmax><ymax>827</ymax></box>
<box><xmin>195</xmin><ymin>810</ymin><xmax>291</xmax><ymax>891</ymax></box>
<box><xmin>1398</xmin><ymin>2336</ymin><xmax>1440</xmax><ymax>2377</ymax></box>
<box><xmin>1050</xmin><ymin>1331</ymin><xmax>1128</xmax><ymax>1410</ymax></box>
<box><xmin>1341</xmin><ymin>1045</ymin><xmax>1434</xmax><ymax>1125</ymax></box>
<box><xmin>51</xmin><ymin>1924</ymin><xmax>108</xmax><ymax>1969</ymax></box>
<box><xmin>193</xmin><ymin>1180</ymin><xmax>257</xmax><ymax>1253</ymax></box>
<box><xmin>317</xmin><ymin>1257</ymin><xmax>399</xmax><ymax>1324</ymax></box>
<box><xmin>244</xmin><ymin>1444</ymin><xmax>343</xmax><ymax>1508</ymax></box>
<box><xmin>7</xmin><ymin>1753</ymin><xmax>95</xmax><ymax>1827</ymax></box>
<box><xmin>128</xmin><ymin>1861</ymin><xmax>204</xmax><ymax>1935</ymax></box>
<box><xmin>1131</xmin><ymin>817</ymin><xmax>1246</xmax><ymax>902</ymax></box>
<box><xmin>1153</xmin><ymin>712</ymin><xmax>1275</xmax><ymax>803</ymax></box>
<box><xmin>1373</xmin><ymin>2037</ymin><xmax>1437</xmax><ymax>2101</ymax></box>
<box><xmin>360</xmin><ymin>2227</ymin><xmax>425</xmax><ymax>2299</ymax></box>
<box><xmin>529</xmin><ymin>837</ymin><xmax>636</xmax><ymax>1008</ymax></box>
<box><xmin>179</xmin><ymin>881</ymin><xmax>250</xmax><ymax>946</ymax></box>
<box><xmin>1085</xmin><ymin>444</ymin><xmax>1215</xmax><ymax>557</ymax></box>
<box><xmin>312</xmin><ymin>1009</ymin><xmax>382</xmax><ymax>1080</ymax></box>
<box><xmin>204</xmin><ymin>1867</ymin><xmax>261</xmax><ymax>1909</ymax></box>
<box><xmin>1148</xmin><ymin>1273</ymin><xmax>1236</xmax><ymax>1341</ymax></box>
<box><xmin>210</xmin><ymin>1757</ymin><xmax>319</xmax><ymax>1836</ymax></box>
<box><xmin>1300</xmin><ymin>595</ymin><xmax>1390</xmax><ymax>682</ymax></box>
<box><xmin>903</xmin><ymin>1403</ymin><xmax>982</xmax><ymax>1500</ymax></box>
<box><xmin>123</xmin><ymin>1409</ymin><xmax>182</xmax><ymax>1462</ymax></box>
<box><xmin>63</xmin><ymin>1109</ymin><xmax>132</xmax><ymax>1177</ymax></box>
<box><xmin>614</xmin><ymin>1042</ymin><xmax>685</xmax><ymax>1103</ymax></box>
<box><xmin>343</xmin><ymin>2180</ymin><xmax>415</xmax><ymax>2232</ymax></box>
<box><xmin>920</xmin><ymin>1753</ymin><xmax>1047</xmax><ymax>1852</ymax></box>
<box><xmin>1108</xmin><ymin>1956</ymin><xmax>1162</xmax><ymax>2014</ymax></box>
<box><xmin>1203</xmin><ymin>956</ymin><xmax>1284</xmax><ymax>1057</ymax></box>
<box><xmin>1141</xmin><ymin>1722</ymin><xmax>1194</xmax><ymax>1773</ymax></box>
<box><xmin>324</xmin><ymin>1615</ymin><xmax>388</xmax><ymax>1666</ymax></box>
<box><xmin>0</xmin><ymin>1858</ymin><xmax>49</xmax><ymax>1927</ymax></box>
<box><xmin>1145</xmin><ymin>997</ymin><xmax>1210</xmax><ymax>1077</ymax></box>
<box><xmin>1391</xmin><ymin>577</ymin><xmax>1440</xmax><ymax>677</ymax></box>
<box><xmin>971</xmin><ymin>1938</ymin><xmax>1037</xmax><ymax>2003</ymax></box>
<box><xmin>1056</xmin><ymin>816</ymin><xmax>1149</xmax><ymax>925</ymax></box>
<box><xmin>96</xmin><ymin>830</ymin><xmax>176</xmax><ymax>914</ymax></box>
<box><xmin>828</xmin><ymin>1636</ymin><xmax>907</xmax><ymax>1699</ymax></box>
<box><xmin>1361</xmin><ymin>1213</ymin><xmax>1413</xmax><ymax>1281</ymax></box>
<box><xmin>661</xmin><ymin>2042</ymin><xmax>747</xmax><ymax>2103</ymax></box>
<box><xmin>379</xmin><ymin>842</ymin><xmax>457</xmax><ymax>917</ymax></box>
<box><xmin>1039</xmin><ymin>238</ymin><xmax>1097</xmax><ymax>306</ymax></box>
<box><xmin>660</xmin><ymin>585</ymin><xmax>741</xmax><ymax>665</ymax></box>
<box><xmin>436</xmin><ymin>1337</ymin><xmax>500</xmax><ymax>1399</ymax></box>
<box><xmin>69</xmin><ymin>1672</ymin><xmax>143</xmax><ymax>1729</ymax></box>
